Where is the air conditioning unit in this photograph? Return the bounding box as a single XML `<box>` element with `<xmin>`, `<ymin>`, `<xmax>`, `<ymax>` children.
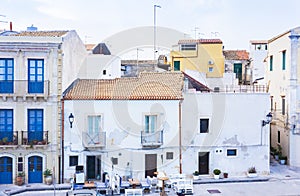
<box><xmin>208</xmin><ymin>60</ymin><xmax>214</xmax><ymax>65</ymax></box>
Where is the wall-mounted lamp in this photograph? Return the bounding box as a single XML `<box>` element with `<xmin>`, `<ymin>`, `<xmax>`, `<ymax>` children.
<box><xmin>262</xmin><ymin>112</ymin><xmax>272</xmax><ymax>127</ymax></box>
<box><xmin>69</xmin><ymin>113</ymin><xmax>74</xmax><ymax>128</ymax></box>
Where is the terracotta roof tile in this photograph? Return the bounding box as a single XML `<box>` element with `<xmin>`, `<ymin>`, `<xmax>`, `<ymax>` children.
<box><xmin>178</xmin><ymin>39</ymin><xmax>223</xmax><ymax>44</ymax></box>
<box><xmin>10</xmin><ymin>31</ymin><xmax>68</xmax><ymax>37</ymax></box>
<box><xmin>223</xmin><ymin>50</ymin><xmax>249</xmax><ymax>60</ymax></box>
<box><xmin>64</xmin><ymin>72</ymin><xmax>184</xmax><ymax>100</ymax></box>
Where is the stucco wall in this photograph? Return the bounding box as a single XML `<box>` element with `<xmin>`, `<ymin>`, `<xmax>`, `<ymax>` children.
<box><xmin>182</xmin><ymin>92</ymin><xmax>270</xmax><ymax>176</ymax></box>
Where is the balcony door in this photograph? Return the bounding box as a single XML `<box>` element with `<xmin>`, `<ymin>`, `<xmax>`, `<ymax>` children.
<box><xmin>0</xmin><ymin>109</ymin><xmax>13</xmax><ymax>142</ymax></box>
<box><xmin>144</xmin><ymin>115</ymin><xmax>157</xmax><ymax>143</ymax></box>
<box><xmin>87</xmin><ymin>115</ymin><xmax>101</xmax><ymax>145</ymax></box>
<box><xmin>28</xmin><ymin>59</ymin><xmax>44</xmax><ymax>93</ymax></box>
<box><xmin>28</xmin><ymin>109</ymin><xmax>43</xmax><ymax>142</ymax></box>
<box><xmin>0</xmin><ymin>58</ymin><xmax>14</xmax><ymax>93</ymax></box>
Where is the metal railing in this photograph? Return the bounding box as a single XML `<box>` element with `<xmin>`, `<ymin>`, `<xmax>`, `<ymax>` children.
<box><xmin>0</xmin><ymin>131</ymin><xmax>18</xmax><ymax>145</ymax></box>
<box><xmin>0</xmin><ymin>80</ymin><xmax>49</xmax><ymax>97</ymax></box>
<box><xmin>213</xmin><ymin>85</ymin><xmax>267</xmax><ymax>93</ymax></box>
<box><xmin>21</xmin><ymin>130</ymin><xmax>49</xmax><ymax>145</ymax></box>
<box><xmin>141</xmin><ymin>130</ymin><xmax>163</xmax><ymax>147</ymax></box>
<box><xmin>82</xmin><ymin>131</ymin><xmax>106</xmax><ymax>148</ymax></box>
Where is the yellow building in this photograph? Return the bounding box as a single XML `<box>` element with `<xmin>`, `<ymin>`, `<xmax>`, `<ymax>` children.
<box><xmin>170</xmin><ymin>39</ymin><xmax>225</xmax><ymax>78</ymax></box>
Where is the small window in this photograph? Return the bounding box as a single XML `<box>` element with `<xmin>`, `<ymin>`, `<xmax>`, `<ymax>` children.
<box><xmin>103</xmin><ymin>70</ymin><xmax>106</xmax><ymax>75</ymax></box>
<box><xmin>282</xmin><ymin>50</ymin><xmax>286</xmax><ymax>70</ymax></box>
<box><xmin>208</xmin><ymin>67</ymin><xmax>213</xmax><ymax>72</ymax></box>
<box><xmin>282</xmin><ymin>96</ymin><xmax>285</xmax><ymax>115</ymax></box>
<box><xmin>166</xmin><ymin>152</ymin><xmax>173</xmax><ymax>160</ymax></box>
<box><xmin>270</xmin><ymin>55</ymin><xmax>273</xmax><ymax>71</ymax></box>
<box><xmin>227</xmin><ymin>149</ymin><xmax>237</xmax><ymax>156</ymax></box>
<box><xmin>69</xmin><ymin>156</ymin><xmax>78</xmax><ymax>167</ymax></box>
<box><xmin>180</xmin><ymin>44</ymin><xmax>196</xmax><ymax>51</ymax></box>
<box><xmin>200</xmin><ymin>118</ymin><xmax>209</xmax><ymax>133</ymax></box>
<box><xmin>112</xmin><ymin>157</ymin><xmax>118</xmax><ymax>165</ymax></box>
<box><xmin>277</xmin><ymin>130</ymin><xmax>280</xmax><ymax>143</ymax></box>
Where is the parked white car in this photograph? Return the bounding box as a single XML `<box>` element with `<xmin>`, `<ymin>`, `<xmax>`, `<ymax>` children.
<box><xmin>174</xmin><ymin>179</ymin><xmax>194</xmax><ymax>195</ymax></box>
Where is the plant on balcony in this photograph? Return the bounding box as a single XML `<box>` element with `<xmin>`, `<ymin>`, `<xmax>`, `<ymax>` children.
<box><xmin>43</xmin><ymin>168</ymin><xmax>53</xmax><ymax>185</ymax></box>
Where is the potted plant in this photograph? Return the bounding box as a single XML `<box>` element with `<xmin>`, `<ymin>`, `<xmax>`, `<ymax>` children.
<box><xmin>43</xmin><ymin>168</ymin><xmax>53</xmax><ymax>185</ymax></box>
<box><xmin>193</xmin><ymin>171</ymin><xmax>200</xmax><ymax>180</ymax></box>
<box><xmin>279</xmin><ymin>155</ymin><xmax>287</xmax><ymax>165</ymax></box>
<box><xmin>247</xmin><ymin>166</ymin><xmax>257</xmax><ymax>178</ymax></box>
<box><xmin>16</xmin><ymin>172</ymin><xmax>25</xmax><ymax>186</ymax></box>
<box><xmin>274</xmin><ymin>149</ymin><xmax>280</xmax><ymax>160</ymax></box>
<box><xmin>213</xmin><ymin>169</ymin><xmax>221</xmax><ymax>179</ymax></box>
<box><xmin>223</xmin><ymin>172</ymin><xmax>228</xmax><ymax>178</ymax></box>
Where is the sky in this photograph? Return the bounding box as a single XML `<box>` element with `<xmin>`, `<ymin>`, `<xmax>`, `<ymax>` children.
<box><xmin>1</xmin><ymin>0</ymin><xmax>300</xmax><ymax>58</ymax></box>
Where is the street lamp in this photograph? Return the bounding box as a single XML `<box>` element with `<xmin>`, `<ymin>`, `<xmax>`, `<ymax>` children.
<box><xmin>262</xmin><ymin>112</ymin><xmax>272</xmax><ymax>127</ymax></box>
<box><xmin>69</xmin><ymin>113</ymin><xmax>74</xmax><ymax>128</ymax></box>
<box><xmin>154</xmin><ymin>4</ymin><xmax>161</xmax><ymax>61</ymax></box>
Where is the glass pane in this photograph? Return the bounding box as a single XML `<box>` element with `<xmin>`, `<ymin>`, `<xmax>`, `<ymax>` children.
<box><xmin>0</xmin><ymin>68</ymin><xmax>5</xmax><ymax>74</ymax></box>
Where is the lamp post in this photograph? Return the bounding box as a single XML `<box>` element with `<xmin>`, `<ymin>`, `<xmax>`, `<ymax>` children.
<box><xmin>261</xmin><ymin>112</ymin><xmax>272</xmax><ymax>145</ymax></box>
<box><xmin>154</xmin><ymin>4</ymin><xmax>161</xmax><ymax>62</ymax></box>
<box><xmin>69</xmin><ymin>113</ymin><xmax>74</xmax><ymax>128</ymax></box>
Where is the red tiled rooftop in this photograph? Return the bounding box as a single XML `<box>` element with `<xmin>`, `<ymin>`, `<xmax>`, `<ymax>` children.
<box><xmin>10</xmin><ymin>31</ymin><xmax>69</xmax><ymax>37</ymax></box>
<box><xmin>178</xmin><ymin>39</ymin><xmax>223</xmax><ymax>44</ymax></box>
<box><xmin>64</xmin><ymin>72</ymin><xmax>184</xmax><ymax>100</ymax></box>
<box><xmin>223</xmin><ymin>50</ymin><xmax>249</xmax><ymax>60</ymax></box>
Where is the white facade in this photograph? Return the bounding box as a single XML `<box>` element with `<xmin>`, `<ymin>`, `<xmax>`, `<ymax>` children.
<box><xmin>249</xmin><ymin>41</ymin><xmax>268</xmax><ymax>84</ymax></box>
<box><xmin>0</xmin><ymin>30</ymin><xmax>87</xmax><ymax>184</ymax></box>
<box><xmin>182</xmin><ymin>92</ymin><xmax>270</xmax><ymax>176</ymax></box>
<box><xmin>78</xmin><ymin>54</ymin><xmax>121</xmax><ymax>79</ymax></box>
<box><xmin>266</xmin><ymin>27</ymin><xmax>300</xmax><ymax>167</ymax></box>
<box><xmin>63</xmin><ymin>99</ymin><xmax>180</xmax><ymax>182</ymax></box>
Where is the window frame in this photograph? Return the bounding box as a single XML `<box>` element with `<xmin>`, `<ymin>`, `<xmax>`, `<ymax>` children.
<box><xmin>226</xmin><ymin>149</ymin><xmax>237</xmax><ymax>157</ymax></box>
<box><xmin>144</xmin><ymin>114</ymin><xmax>157</xmax><ymax>134</ymax></box>
<box><xmin>199</xmin><ymin>118</ymin><xmax>209</xmax><ymax>133</ymax></box>
<box><xmin>282</xmin><ymin>50</ymin><xmax>286</xmax><ymax>70</ymax></box>
<box><xmin>180</xmin><ymin>44</ymin><xmax>197</xmax><ymax>51</ymax></box>
<box><xmin>270</xmin><ymin>55</ymin><xmax>273</xmax><ymax>71</ymax></box>
<box><xmin>69</xmin><ymin>156</ymin><xmax>79</xmax><ymax>167</ymax></box>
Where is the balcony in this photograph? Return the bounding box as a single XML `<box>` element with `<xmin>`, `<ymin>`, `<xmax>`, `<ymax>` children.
<box><xmin>141</xmin><ymin>130</ymin><xmax>163</xmax><ymax>147</ymax></box>
<box><xmin>0</xmin><ymin>80</ymin><xmax>49</xmax><ymax>99</ymax></box>
<box><xmin>21</xmin><ymin>131</ymin><xmax>49</xmax><ymax>147</ymax></box>
<box><xmin>82</xmin><ymin>131</ymin><xmax>106</xmax><ymax>148</ymax></box>
<box><xmin>0</xmin><ymin>131</ymin><xmax>18</xmax><ymax>148</ymax></box>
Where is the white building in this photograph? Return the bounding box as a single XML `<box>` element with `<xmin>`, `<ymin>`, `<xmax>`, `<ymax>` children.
<box><xmin>0</xmin><ymin>30</ymin><xmax>87</xmax><ymax>184</ymax></box>
<box><xmin>62</xmin><ymin>72</ymin><xmax>184</xmax><ymax>182</ymax></box>
<box><xmin>182</xmin><ymin>92</ymin><xmax>270</xmax><ymax>176</ymax></box>
<box><xmin>62</xmin><ymin>71</ymin><xmax>271</xmax><ymax>182</ymax></box>
<box><xmin>249</xmin><ymin>40</ymin><xmax>268</xmax><ymax>84</ymax></box>
<box><xmin>266</xmin><ymin>27</ymin><xmax>300</xmax><ymax>167</ymax></box>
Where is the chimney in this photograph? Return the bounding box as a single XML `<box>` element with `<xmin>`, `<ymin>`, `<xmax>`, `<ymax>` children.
<box><xmin>10</xmin><ymin>22</ymin><xmax>12</xmax><ymax>31</ymax></box>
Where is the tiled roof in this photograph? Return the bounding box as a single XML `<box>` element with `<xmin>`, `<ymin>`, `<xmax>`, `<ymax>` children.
<box><xmin>63</xmin><ymin>72</ymin><xmax>184</xmax><ymax>100</ymax></box>
<box><xmin>10</xmin><ymin>31</ymin><xmax>69</xmax><ymax>37</ymax></box>
<box><xmin>250</xmin><ymin>40</ymin><xmax>268</xmax><ymax>44</ymax></box>
<box><xmin>178</xmin><ymin>39</ymin><xmax>223</xmax><ymax>44</ymax></box>
<box><xmin>223</xmin><ymin>50</ymin><xmax>249</xmax><ymax>60</ymax></box>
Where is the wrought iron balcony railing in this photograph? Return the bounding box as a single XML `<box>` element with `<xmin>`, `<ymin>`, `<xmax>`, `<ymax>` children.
<box><xmin>21</xmin><ymin>130</ymin><xmax>49</xmax><ymax>146</ymax></box>
<box><xmin>82</xmin><ymin>131</ymin><xmax>106</xmax><ymax>148</ymax></box>
<box><xmin>141</xmin><ymin>130</ymin><xmax>163</xmax><ymax>147</ymax></box>
<box><xmin>0</xmin><ymin>80</ymin><xmax>49</xmax><ymax>97</ymax></box>
<box><xmin>0</xmin><ymin>131</ymin><xmax>18</xmax><ymax>146</ymax></box>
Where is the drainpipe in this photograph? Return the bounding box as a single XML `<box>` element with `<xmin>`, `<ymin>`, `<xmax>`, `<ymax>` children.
<box><xmin>179</xmin><ymin>99</ymin><xmax>183</xmax><ymax>174</ymax></box>
<box><xmin>61</xmin><ymin>99</ymin><xmax>65</xmax><ymax>183</ymax></box>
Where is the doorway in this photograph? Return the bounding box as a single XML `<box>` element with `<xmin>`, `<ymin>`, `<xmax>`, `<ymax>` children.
<box><xmin>198</xmin><ymin>152</ymin><xmax>209</xmax><ymax>175</ymax></box>
<box><xmin>86</xmin><ymin>155</ymin><xmax>101</xmax><ymax>180</ymax></box>
<box><xmin>145</xmin><ymin>154</ymin><xmax>157</xmax><ymax>178</ymax></box>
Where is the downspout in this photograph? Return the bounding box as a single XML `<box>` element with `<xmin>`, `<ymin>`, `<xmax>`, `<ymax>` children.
<box><xmin>61</xmin><ymin>99</ymin><xmax>65</xmax><ymax>183</ymax></box>
<box><xmin>179</xmin><ymin>99</ymin><xmax>183</xmax><ymax>174</ymax></box>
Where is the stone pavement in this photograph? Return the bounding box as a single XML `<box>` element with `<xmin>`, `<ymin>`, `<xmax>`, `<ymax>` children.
<box><xmin>1</xmin><ymin>157</ymin><xmax>300</xmax><ymax>196</ymax></box>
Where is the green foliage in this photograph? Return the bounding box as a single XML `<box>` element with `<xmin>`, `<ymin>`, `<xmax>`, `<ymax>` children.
<box><xmin>17</xmin><ymin>172</ymin><xmax>25</xmax><ymax>177</ymax></box>
<box><xmin>193</xmin><ymin>171</ymin><xmax>199</xmax><ymax>175</ymax></box>
<box><xmin>248</xmin><ymin>166</ymin><xmax>256</xmax><ymax>173</ymax></box>
<box><xmin>43</xmin><ymin>168</ymin><xmax>52</xmax><ymax>177</ymax></box>
<box><xmin>213</xmin><ymin>169</ymin><xmax>221</xmax><ymax>175</ymax></box>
